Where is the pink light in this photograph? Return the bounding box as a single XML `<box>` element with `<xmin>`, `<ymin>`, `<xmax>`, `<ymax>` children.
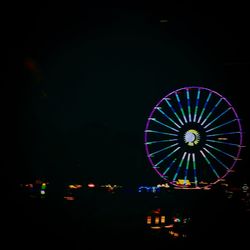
<box><xmin>88</xmin><ymin>183</ymin><xmax>95</xmax><ymax>188</ymax></box>
<box><xmin>64</xmin><ymin>196</ymin><xmax>75</xmax><ymax>201</ymax></box>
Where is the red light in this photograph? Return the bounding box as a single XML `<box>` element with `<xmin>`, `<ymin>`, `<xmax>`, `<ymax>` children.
<box><xmin>88</xmin><ymin>183</ymin><xmax>95</xmax><ymax>188</ymax></box>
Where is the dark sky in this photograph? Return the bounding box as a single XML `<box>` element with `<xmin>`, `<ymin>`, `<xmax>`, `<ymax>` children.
<box><xmin>5</xmin><ymin>2</ymin><xmax>250</xmax><ymax>186</ymax></box>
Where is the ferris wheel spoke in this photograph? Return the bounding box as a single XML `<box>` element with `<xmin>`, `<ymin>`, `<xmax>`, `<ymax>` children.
<box><xmin>145</xmin><ymin>138</ymin><xmax>178</xmax><ymax>145</ymax></box>
<box><xmin>206</xmin><ymin>139</ymin><xmax>241</xmax><ymax>148</ymax></box>
<box><xmin>155</xmin><ymin>107</ymin><xmax>181</xmax><ymax>128</ymax></box>
<box><xmin>192</xmin><ymin>153</ymin><xmax>198</xmax><ymax>187</ymax></box>
<box><xmin>155</xmin><ymin>147</ymin><xmax>180</xmax><ymax>168</ymax></box>
<box><xmin>204</xmin><ymin>107</ymin><xmax>231</xmax><ymax>129</ymax></box>
<box><xmin>206</xmin><ymin>131</ymin><xmax>241</xmax><ymax>137</ymax></box>
<box><xmin>145</xmin><ymin>130</ymin><xmax>178</xmax><ymax>137</ymax></box>
<box><xmin>200</xmin><ymin>150</ymin><xmax>220</xmax><ymax>178</ymax></box>
<box><xmin>149</xmin><ymin>143</ymin><xmax>179</xmax><ymax>157</ymax></box>
<box><xmin>184</xmin><ymin>153</ymin><xmax>191</xmax><ymax>185</ymax></box>
<box><xmin>154</xmin><ymin>147</ymin><xmax>181</xmax><ymax>168</ymax></box>
<box><xmin>175</xmin><ymin>92</ymin><xmax>188</xmax><ymax>123</ymax></box>
<box><xmin>200</xmin><ymin>98</ymin><xmax>223</xmax><ymax>126</ymax></box>
<box><xmin>203</xmin><ymin>147</ymin><xmax>229</xmax><ymax>170</ymax></box>
<box><xmin>205</xmin><ymin>143</ymin><xmax>237</xmax><ymax>159</ymax></box>
<box><xmin>193</xmin><ymin>88</ymin><xmax>201</xmax><ymax>122</ymax></box>
<box><xmin>164</xmin><ymin>98</ymin><xmax>184</xmax><ymax>125</ymax></box>
<box><xmin>197</xmin><ymin>91</ymin><xmax>212</xmax><ymax>123</ymax></box>
<box><xmin>206</xmin><ymin>119</ymin><xmax>238</xmax><ymax>133</ymax></box>
<box><xmin>186</xmin><ymin>89</ymin><xmax>192</xmax><ymax>122</ymax></box>
<box><xmin>172</xmin><ymin>152</ymin><xmax>187</xmax><ymax>181</ymax></box>
<box><xmin>149</xmin><ymin>118</ymin><xmax>179</xmax><ymax>132</ymax></box>
<box><xmin>162</xmin><ymin>158</ymin><xmax>177</xmax><ymax>175</ymax></box>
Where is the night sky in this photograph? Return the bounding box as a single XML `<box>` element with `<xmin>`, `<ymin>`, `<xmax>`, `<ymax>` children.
<box><xmin>5</xmin><ymin>2</ymin><xmax>250</xmax><ymax>187</ymax></box>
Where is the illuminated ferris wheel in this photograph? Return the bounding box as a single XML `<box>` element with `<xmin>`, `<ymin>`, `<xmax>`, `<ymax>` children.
<box><xmin>144</xmin><ymin>86</ymin><xmax>243</xmax><ymax>189</ymax></box>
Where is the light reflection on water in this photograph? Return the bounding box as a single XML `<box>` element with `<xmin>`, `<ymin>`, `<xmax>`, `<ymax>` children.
<box><xmin>14</xmin><ymin>183</ymin><xmax>250</xmax><ymax>246</ymax></box>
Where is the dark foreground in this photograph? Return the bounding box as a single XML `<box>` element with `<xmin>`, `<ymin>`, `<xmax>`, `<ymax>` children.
<box><xmin>3</xmin><ymin>187</ymin><xmax>249</xmax><ymax>249</ymax></box>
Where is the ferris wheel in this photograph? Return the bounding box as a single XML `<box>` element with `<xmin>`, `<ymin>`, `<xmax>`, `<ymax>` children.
<box><xmin>144</xmin><ymin>86</ymin><xmax>243</xmax><ymax>189</ymax></box>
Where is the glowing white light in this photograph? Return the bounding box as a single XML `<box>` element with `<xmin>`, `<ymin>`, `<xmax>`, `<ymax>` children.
<box><xmin>185</xmin><ymin>132</ymin><xmax>195</xmax><ymax>143</ymax></box>
<box><xmin>184</xmin><ymin>129</ymin><xmax>200</xmax><ymax>146</ymax></box>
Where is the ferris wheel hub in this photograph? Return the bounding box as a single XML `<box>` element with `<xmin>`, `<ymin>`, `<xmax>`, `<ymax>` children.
<box><xmin>184</xmin><ymin>129</ymin><xmax>200</xmax><ymax>146</ymax></box>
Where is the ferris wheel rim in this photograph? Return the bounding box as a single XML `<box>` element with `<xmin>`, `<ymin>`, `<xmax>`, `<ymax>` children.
<box><xmin>144</xmin><ymin>86</ymin><xmax>243</xmax><ymax>189</ymax></box>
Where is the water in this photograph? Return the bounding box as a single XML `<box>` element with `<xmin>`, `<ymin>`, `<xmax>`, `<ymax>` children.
<box><xmin>3</xmin><ymin>187</ymin><xmax>249</xmax><ymax>249</ymax></box>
